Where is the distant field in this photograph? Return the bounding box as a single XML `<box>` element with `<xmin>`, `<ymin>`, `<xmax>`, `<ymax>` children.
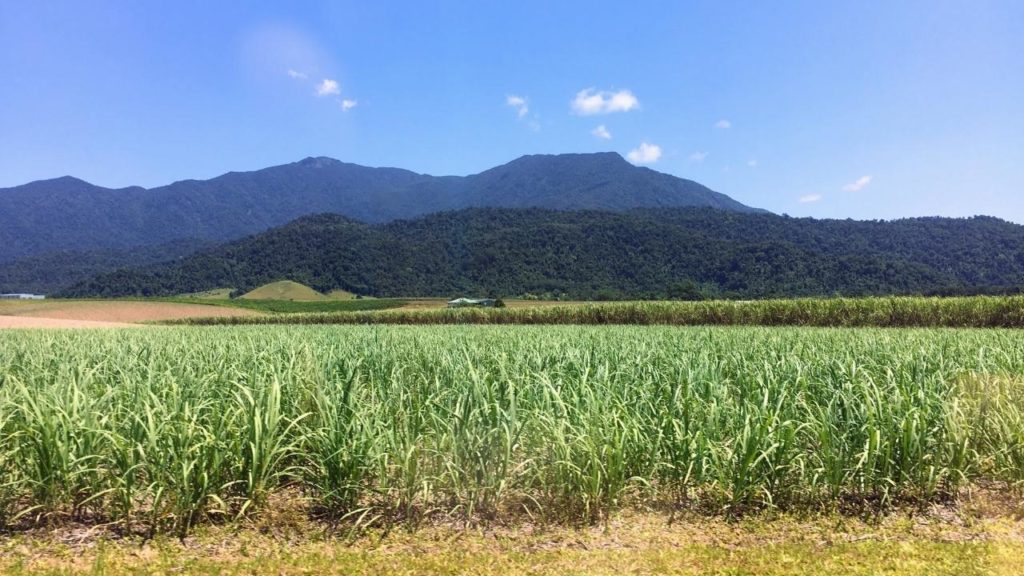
<box><xmin>189</xmin><ymin>297</ymin><xmax>407</xmax><ymax>314</ymax></box>
<box><xmin>0</xmin><ymin>296</ymin><xmax>406</xmax><ymax>328</ymax></box>
<box><xmin>397</xmin><ymin>297</ymin><xmax>590</xmax><ymax>309</ymax></box>
<box><xmin>6</xmin><ymin>296</ymin><xmax>1024</xmax><ymax>329</ymax></box>
<box><xmin>171</xmin><ymin>295</ymin><xmax>1024</xmax><ymax>328</ymax></box>
<box><xmin>0</xmin><ymin>299</ymin><xmax>256</xmax><ymax>327</ymax></box>
<box><xmin>178</xmin><ymin>287</ymin><xmax>235</xmax><ymax>299</ymax></box>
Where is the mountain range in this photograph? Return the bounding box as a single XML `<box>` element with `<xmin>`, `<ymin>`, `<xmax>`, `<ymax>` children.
<box><xmin>0</xmin><ymin>152</ymin><xmax>758</xmax><ymax>264</ymax></box>
<box><xmin>4</xmin><ymin>152</ymin><xmax>1023</xmax><ymax>299</ymax></box>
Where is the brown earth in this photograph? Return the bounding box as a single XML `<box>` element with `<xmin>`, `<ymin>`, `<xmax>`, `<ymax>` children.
<box><xmin>0</xmin><ymin>315</ymin><xmax>139</xmax><ymax>329</ymax></box>
<box><xmin>0</xmin><ymin>300</ymin><xmax>258</xmax><ymax>328</ymax></box>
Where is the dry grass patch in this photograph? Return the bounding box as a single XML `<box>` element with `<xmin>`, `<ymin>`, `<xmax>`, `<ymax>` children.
<box><xmin>2</xmin><ymin>506</ymin><xmax>1023</xmax><ymax>575</ymax></box>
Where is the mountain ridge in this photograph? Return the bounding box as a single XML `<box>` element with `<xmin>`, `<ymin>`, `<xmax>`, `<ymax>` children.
<box><xmin>0</xmin><ymin>152</ymin><xmax>762</xmax><ymax>263</ymax></box>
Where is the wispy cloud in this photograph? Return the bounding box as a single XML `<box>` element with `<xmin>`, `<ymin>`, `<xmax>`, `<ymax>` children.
<box><xmin>627</xmin><ymin>142</ymin><xmax>662</xmax><ymax>164</ymax></box>
<box><xmin>715</xmin><ymin>119</ymin><xmax>731</xmax><ymax>129</ymax></box>
<box><xmin>591</xmin><ymin>124</ymin><xmax>612</xmax><ymax>139</ymax></box>
<box><xmin>799</xmin><ymin>194</ymin><xmax>823</xmax><ymax>203</ymax></box>
<box><xmin>571</xmin><ymin>88</ymin><xmax>639</xmax><ymax>115</ymax></box>
<box><xmin>506</xmin><ymin>95</ymin><xmax>529</xmax><ymax>118</ymax></box>
<box><xmin>287</xmin><ymin>69</ymin><xmax>308</xmax><ymax>80</ymax></box>
<box><xmin>747</xmin><ymin>159</ymin><xmax>758</xmax><ymax>168</ymax></box>
<box><xmin>315</xmin><ymin>78</ymin><xmax>340</xmax><ymax>97</ymax></box>
<box><xmin>842</xmin><ymin>175</ymin><xmax>873</xmax><ymax>192</ymax></box>
<box><xmin>341</xmin><ymin>99</ymin><xmax>358</xmax><ymax>111</ymax></box>
<box><xmin>688</xmin><ymin>151</ymin><xmax>708</xmax><ymax>163</ymax></box>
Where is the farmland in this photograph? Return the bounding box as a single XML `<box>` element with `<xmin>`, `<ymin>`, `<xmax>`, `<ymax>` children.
<box><xmin>2</xmin><ymin>325</ymin><xmax>1023</xmax><ymax>539</ymax></box>
<box><xmin>0</xmin><ymin>299</ymin><xmax>257</xmax><ymax>328</ymax></box>
<box><xmin>173</xmin><ymin>295</ymin><xmax>1024</xmax><ymax>328</ymax></box>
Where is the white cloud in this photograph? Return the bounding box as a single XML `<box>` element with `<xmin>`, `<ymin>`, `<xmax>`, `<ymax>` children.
<box><xmin>688</xmin><ymin>151</ymin><xmax>708</xmax><ymax>163</ymax></box>
<box><xmin>747</xmin><ymin>159</ymin><xmax>758</xmax><ymax>168</ymax></box>
<box><xmin>627</xmin><ymin>142</ymin><xmax>662</xmax><ymax>164</ymax></box>
<box><xmin>287</xmin><ymin>69</ymin><xmax>308</xmax><ymax>80</ymax></box>
<box><xmin>506</xmin><ymin>94</ymin><xmax>529</xmax><ymax>118</ymax></box>
<box><xmin>591</xmin><ymin>124</ymin><xmax>612</xmax><ymax>139</ymax></box>
<box><xmin>715</xmin><ymin>119</ymin><xmax>731</xmax><ymax>129</ymax></box>
<box><xmin>341</xmin><ymin>99</ymin><xmax>358</xmax><ymax>111</ymax></box>
<box><xmin>842</xmin><ymin>175</ymin><xmax>872</xmax><ymax>192</ymax></box>
<box><xmin>571</xmin><ymin>88</ymin><xmax>640</xmax><ymax>115</ymax></box>
<box><xmin>799</xmin><ymin>194</ymin><xmax>823</xmax><ymax>203</ymax></box>
<box><xmin>315</xmin><ymin>78</ymin><xmax>340</xmax><ymax>97</ymax></box>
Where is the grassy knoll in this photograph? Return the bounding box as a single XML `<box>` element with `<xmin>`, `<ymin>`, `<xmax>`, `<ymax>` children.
<box><xmin>1</xmin><ymin>325</ymin><xmax>1023</xmax><ymax>538</ymax></box>
<box><xmin>169</xmin><ymin>295</ymin><xmax>1024</xmax><ymax>328</ymax></box>
<box><xmin>239</xmin><ymin>280</ymin><xmax>328</xmax><ymax>301</ymax></box>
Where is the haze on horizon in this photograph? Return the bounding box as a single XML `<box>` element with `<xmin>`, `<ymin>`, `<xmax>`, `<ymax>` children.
<box><xmin>1</xmin><ymin>0</ymin><xmax>1021</xmax><ymax>223</ymax></box>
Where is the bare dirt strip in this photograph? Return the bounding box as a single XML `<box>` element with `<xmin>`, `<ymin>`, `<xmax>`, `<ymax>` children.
<box><xmin>0</xmin><ymin>300</ymin><xmax>257</xmax><ymax>328</ymax></box>
<box><xmin>0</xmin><ymin>315</ymin><xmax>139</xmax><ymax>329</ymax></box>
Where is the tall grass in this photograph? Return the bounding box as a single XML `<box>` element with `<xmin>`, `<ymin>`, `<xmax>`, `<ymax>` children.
<box><xmin>169</xmin><ymin>295</ymin><xmax>1024</xmax><ymax>328</ymax></box>
<box><xmin>0</xmin><ymin>326</ymin><xmax>1022</xmax><ymax>534</ymax></box>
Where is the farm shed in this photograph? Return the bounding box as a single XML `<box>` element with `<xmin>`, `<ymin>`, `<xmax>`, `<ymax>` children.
<box><xmin>0</xmin><ymin>293</ymin><xmax>45</xmax><ymax>300</ymax></box>
<box><xmin>447</xmin><ymin>298</ymin><xmax>497</xmax><ymax>308</ymax></box>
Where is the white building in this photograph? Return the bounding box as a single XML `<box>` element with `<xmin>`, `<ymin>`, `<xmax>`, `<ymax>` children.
<box><xmin>447</xmin><ymin>297</ymin><xmax>496</xmax><ymax>308</ymax></box>
<box><xmin>0</xmin><ymin>293</ymin><xmax>46</xmax><ymax>300</ymax></box>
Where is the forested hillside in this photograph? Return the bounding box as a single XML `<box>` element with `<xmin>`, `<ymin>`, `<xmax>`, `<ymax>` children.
<box><xmin>0</xmin><ymin>239</ymin><xmax>214</xmax><ymax>294</ymax></box>
<box><xmin>60</xmin><ymin>208</ymin><xmax>1024</xmax><ymax>300</ymax></box>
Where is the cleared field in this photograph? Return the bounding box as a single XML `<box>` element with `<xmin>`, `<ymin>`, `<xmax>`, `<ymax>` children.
<box><xmin>0</xmin><ymin>316</ymin><xmax>137</xmax><ymax>329</ymax></box>
<box><xmin>0</xmin><ymin>300</ymin><xmax>257</xmax><ymax>327</ymax></box>
<box><xmin>1</xmin><ymin>325</ymin><xmax>1022</xmax><ymax>539</ymax></box>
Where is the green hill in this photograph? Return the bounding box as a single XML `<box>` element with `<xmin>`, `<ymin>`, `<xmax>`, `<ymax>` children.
<box><xmin>60</xmin><ymin>208</ymin><xmax>1024</xmax><ymax>300</ymax></box>
<box><xmin>240</xmin><ymin>281</ymin><xmax>326</xmax><ymax>301</ymax></box>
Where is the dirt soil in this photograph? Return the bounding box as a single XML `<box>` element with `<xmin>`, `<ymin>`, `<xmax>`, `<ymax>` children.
<box><xmin>0</xmin><ymin>315</ymin><xmax>139</xmax><ymax>329</ymax></box>
<box><xmin>0</xmin><ymin>300</ymin><xmax>257</xmax><ymax>328</ymax></box>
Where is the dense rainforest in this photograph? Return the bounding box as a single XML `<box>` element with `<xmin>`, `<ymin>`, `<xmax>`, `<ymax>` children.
<box><xmin>59</xmin><ymin>207</ymin><xmax>1024</xmax><ymax>300</ymax></box>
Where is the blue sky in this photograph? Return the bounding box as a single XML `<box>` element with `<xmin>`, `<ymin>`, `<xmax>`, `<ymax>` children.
<box><xmin>2</xmin><ymin>1</ymin><xmax>1022</xmax><ymax>222</ymax></box>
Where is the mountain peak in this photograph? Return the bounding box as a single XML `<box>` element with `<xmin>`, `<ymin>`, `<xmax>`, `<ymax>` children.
<box><xmin>297</xmin><ymin>156</ymin><xmax>342</xmax><ymax>169</ymax></box>
<box><xmin>504</xmin><ymin>151</ymin><xmax>628</xmax><ymax>167</ymax></box>
<box><xmin>4</xmin><ymin>175</ymin><xmax>99</xmax><ymax>193</ymax></box>
<box><xmin>36</xmin><ymin>175</ymin><xmax>93</xmax><ymax>187</ymax></box>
